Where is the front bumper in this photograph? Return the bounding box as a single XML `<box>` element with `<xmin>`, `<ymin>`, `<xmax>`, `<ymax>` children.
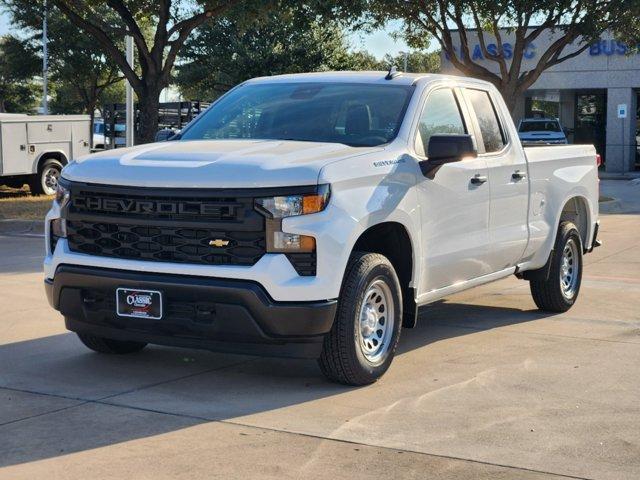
<box><xmin>46</xmin><ymin>265</ymin><xmax>337</xmax><ymax>358</ymax></box>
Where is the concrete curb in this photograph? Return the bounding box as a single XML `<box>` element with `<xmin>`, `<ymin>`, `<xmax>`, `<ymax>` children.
<box><xmin>0</xmin><ymin>219</ymin><xmax>45</xmax><ymax>236</ymax></box>
<box><xmin>599</xmin><ymin>173</ymin><xmax>640</xmax><ymax>180</ymax></box>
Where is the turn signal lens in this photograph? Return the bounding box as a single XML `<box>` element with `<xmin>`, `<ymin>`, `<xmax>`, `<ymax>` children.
<box><xmin>302</xmin><ymin>194</ymin><xmax>325</xmax><ymax>215</ymax></box>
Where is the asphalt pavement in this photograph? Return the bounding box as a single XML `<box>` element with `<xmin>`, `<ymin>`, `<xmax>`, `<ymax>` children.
<box><xmin>0</xmin><ymin>180</ymin><xmax>638</xmax><ymax>479</ymax></box>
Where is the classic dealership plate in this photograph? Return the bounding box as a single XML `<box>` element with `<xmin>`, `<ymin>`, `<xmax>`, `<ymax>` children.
<box><xmin>116</xmin><ymin>288</ymin><xmax>163</xmax><ymax>320</ymax></box>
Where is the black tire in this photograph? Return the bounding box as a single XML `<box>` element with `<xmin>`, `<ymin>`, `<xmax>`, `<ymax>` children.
<box><xmin>30</xmin><ymin>158</ymin><xmax>63</xmax><ymax>196</ymax></box>
<box><xmin>319</xmin><ymin>252</ymin><xmax>403</xmax><ymax>386</ymax></box>
<box><xmin>77</xmin><ymin>333</ymin><xmax>147</xmax><ymax>354</ymax></box>
<box><xmin>530</xmin><ymin>221</ymin><xmax>583</xmax><ymax>312</ymax></box>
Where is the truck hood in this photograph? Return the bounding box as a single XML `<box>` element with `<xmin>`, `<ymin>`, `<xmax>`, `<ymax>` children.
<box><xmin>63</xmin><ymin>139</ymin><xmax>381</xmax><ymax>188</ymax></box>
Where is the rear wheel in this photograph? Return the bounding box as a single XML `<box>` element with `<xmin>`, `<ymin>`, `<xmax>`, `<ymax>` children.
<box><xmin>530</xmin><ymin>221</ymin><xmax>583</xmax><ymax>312</ymax></box>
<box><xmin>77</xmin><ymin>333</ymin><xmax>147</xmax><ymax>354</ymax></box>
<box><xmin>30</xmin><ymin>158</ymin><xmax>63</xmax><ymax>196</ymax></box>
<box><xmin>319</xmin><ymin>252</ymin><xmax>403</xmax><ymax>386</ymax></box>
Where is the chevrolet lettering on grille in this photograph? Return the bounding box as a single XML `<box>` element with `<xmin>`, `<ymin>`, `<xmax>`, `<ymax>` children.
<box><xmin>72</xmin><ymin>196</ymin><xmax>234</xmax><ymax>216</ymax></box>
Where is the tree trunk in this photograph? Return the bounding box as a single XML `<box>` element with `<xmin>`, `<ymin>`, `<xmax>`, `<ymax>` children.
<box><xmin>500</xmin><ymin>86</ymin><xmax>519</xmax><ymax>114</ymax></box>
<box><xmin>136</xmin><ymin>88</ymin><xmax>161</xmax><ymax>145</ymax></box>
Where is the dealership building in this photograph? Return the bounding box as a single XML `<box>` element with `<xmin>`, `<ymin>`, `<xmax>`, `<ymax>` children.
<box><xmin>441</xmin><ymin>30</ymin><xmax>640</xmax><ymax>175</ymax></box>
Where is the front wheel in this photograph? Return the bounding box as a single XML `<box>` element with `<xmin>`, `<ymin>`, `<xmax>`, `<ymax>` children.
<box><xmin>319</xmin><ymin>252</ymin><xmax>403</xmax><ymax>386</ymax></box>
<box><xmin>30</xmin><ymin>158</ymin><xmax>63</xmax><ymax>196</ymax></box>
<box><xmin>530</xmin><ymin>221</ymin><xmax>583</xmax><ymax>312</ymax></box>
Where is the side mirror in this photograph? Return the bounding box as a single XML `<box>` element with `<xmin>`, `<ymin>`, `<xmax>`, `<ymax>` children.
<box><xmin>420</xmin><ymin>134</ymin><xmax>477</xmax><ymax>178</ymax></box>
<box><xmin>155</xmin><ymin>129</ymin><xmax>178</xmax><ymax>142</ymax></box>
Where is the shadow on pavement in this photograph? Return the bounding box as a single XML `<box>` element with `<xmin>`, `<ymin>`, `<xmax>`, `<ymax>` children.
<box><xmin>0</xmin><ymin>300</ymin><xmax>555</xmax><ymax>468</ymax></box>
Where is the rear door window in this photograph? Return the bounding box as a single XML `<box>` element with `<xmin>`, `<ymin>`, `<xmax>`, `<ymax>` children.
<box><xmin>465</xmin><ymin>89</ymin><xmax>506</xmax><ymax>153</ymax></box>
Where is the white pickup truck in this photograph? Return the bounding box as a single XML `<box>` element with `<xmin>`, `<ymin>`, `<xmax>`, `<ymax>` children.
<box><xmin>44</xmin><ymin>72</ymin><xmax>600</xmax><ymax>385</ymax></box>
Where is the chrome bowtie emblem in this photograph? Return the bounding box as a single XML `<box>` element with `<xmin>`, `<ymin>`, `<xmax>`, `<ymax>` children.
<box><xmin>209</xmin><ymin>239</ymin><xmax>230</xmax><ymax>247</ymax></box>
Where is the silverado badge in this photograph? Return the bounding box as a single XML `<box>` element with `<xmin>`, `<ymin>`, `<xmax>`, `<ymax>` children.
<box><xmin>209</xmin><ymin>239</ymin><xmax>230</xmax><ymax>247</ymax></box>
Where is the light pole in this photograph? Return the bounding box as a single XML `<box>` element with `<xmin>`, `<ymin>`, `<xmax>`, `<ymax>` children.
<box><xmin>125</xmin><ymin>35</ymin><xmax>134</xmax><ymax>147</ymax></box>
<box><xmin>42</xmin><ymin>0</ymin><xmax>48</xmax><ymax>115</ymax></box>
<box><xmin>399</xmin><ymin>51</ymin><xmax>409</xmax><ymax>73</ymax></box>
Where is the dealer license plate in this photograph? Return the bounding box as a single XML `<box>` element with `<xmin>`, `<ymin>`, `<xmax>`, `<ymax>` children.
<box><xmin>116</xmin><ymin>288</ymin><xmax>163</xmax><ymax>320</ymax></box>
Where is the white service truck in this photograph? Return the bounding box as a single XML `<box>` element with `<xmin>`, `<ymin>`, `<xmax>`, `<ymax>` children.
<box><xmin>44</xmin><ymin>72</ymin><xmax>600</xmax><ymax>385</ymax></box>
<box><xmin>0</xmin><ymin>114</ymin><xmax>90</xmax><ymax>195</ymax></box>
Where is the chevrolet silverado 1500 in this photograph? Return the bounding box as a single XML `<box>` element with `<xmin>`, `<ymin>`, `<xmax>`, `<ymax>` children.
<box><xmin>44</xmin><ymin>72</ymin><xmax>600</xmax><ymax>385</ymax></box>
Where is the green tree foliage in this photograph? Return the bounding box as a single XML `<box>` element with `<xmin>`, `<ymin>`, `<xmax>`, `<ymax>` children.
<box><xmin>364</xmin><ymin>0</ymin><xmax>640</xmax><ymax>112</ymax></box>
<box><xmin>0</xmin><ymin>35</ymin><xmax>40</xmax><ymax>112</ymax></box>
<box><xmin>3</xmin><ymin>1</ymin><xmax>125</xmax><ymax>136</ymax></box>
<box><xmin>379</xmin><ymin>51</ymin><xmax>440</xmax><ymax>73</ymax></box>
<box><xmin>6</xmin><ymin>0</ymin><xmax>286</xmax><ymax>143</ymax></box>
<box><xmin>176</xmin><ymin>9</ymin><xmax>380</xmax><ymax>101</ymax></box>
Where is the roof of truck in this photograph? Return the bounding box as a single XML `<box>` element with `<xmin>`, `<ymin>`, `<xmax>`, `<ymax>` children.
<box><xmin>245</xmin><ymin>71</ymin><xmax>492</xmax><ymax>87</ymax></box>
<box><xmin>0</xmin><ymin>114</ymin><xmax>90</xmax><ymax>123</ymax></box>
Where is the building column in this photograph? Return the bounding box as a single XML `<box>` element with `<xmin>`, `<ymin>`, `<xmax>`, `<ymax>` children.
<box><xmin>605</xmin><ymin>88</ymin><xmax>636</xmax><ymax>174</ymax></box>
<box><xmin>559</xmin><ymin>90</ymin><xmax>575</xmax><ymax>143</ymax></box>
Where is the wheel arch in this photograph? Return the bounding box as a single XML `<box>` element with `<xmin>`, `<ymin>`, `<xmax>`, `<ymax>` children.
<box><xmin>351</xmin><ymin>221</ymin><xmax>418</xmax><ymax>328</ymax></box>
<box><xmin>33</xmin><ymin>150</ymin><xmax>69</xmax><ymax>173</ymax></box>
<box><xmin>559</xmin><ymin>195</ymin><xmax>591</xmax><ymax>251</ymax></box>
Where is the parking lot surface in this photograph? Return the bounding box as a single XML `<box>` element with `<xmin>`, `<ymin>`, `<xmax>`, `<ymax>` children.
<box><xmin>0</xmin><ymin>181</ymin><xmax>639</xmax><ymax>479</ymax></box>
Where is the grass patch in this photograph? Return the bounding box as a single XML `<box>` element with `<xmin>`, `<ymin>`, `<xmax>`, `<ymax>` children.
<box><xmin>0</xmin><ymin>186</ymin><xmax>52</xmax><ymax>220</ymax></box>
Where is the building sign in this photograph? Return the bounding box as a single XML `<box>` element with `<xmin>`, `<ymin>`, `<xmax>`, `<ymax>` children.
<box><xmin>445</xmin><ymin>38</ymin><xmax>639</xmax><ymax>62</ymax></box>
<box><xmin>617</xmin><ymin>104</ymin><xmax>628</xmax><ymax>119</ymax></box>
<box><xmin>589</xmin><ymin>40</ymin><xmax>637</xmax><ymax>56</ymax></box>
<box><xmin>446</xmin><ymin>43</ymin><xmax>536</xmax><ymax>61</ymax></box>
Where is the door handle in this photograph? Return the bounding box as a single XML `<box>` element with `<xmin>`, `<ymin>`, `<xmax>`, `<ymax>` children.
<box><xmin>470</xmin><ymin>174</ymin><xmax>488</xmax><ymax>185</ymax></box>
<box><xmin>512</xmin><ymin>170</ymin><xmax>527</xmax><ymax>180</ymax></box>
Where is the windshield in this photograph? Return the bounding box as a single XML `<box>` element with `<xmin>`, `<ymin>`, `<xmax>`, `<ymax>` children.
<box><xmin>519</xmin><ymin>120</ymin><xmax>561</xmax><ymax>133</ymax></box>
<box><xmin>180</xmin><ymin>82</ymin><xmax>414</xmax><ymax>147</ymax></box>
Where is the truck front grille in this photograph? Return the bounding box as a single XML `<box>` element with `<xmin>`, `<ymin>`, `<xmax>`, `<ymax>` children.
<box><xmin>66</xmin><ymin>184</ymin><xmax>266</xmax><ymax>267</ymax></box>
<box><xmin>67</xmin><ymin>221</ymin><xmax>265</xmax><ymax>266</ymax></box>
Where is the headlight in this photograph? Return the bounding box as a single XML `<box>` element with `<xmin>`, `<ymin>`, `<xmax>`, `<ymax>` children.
<box><xmin>255</xmin><ymin>185</ymin><xmax>330</xmax><ymax>218</ymax></box>
<box><xmin>55</xmin><ymin>179</ymin><xmax>70</xmax><ymax>207</ymax></box>
<box><xmin>50</xmin><ymin>179</ymin><xmax>69</xmax><ymax>253</ymax></box>
<box><xmin>256</xmin><ymin>185</ymin><xmax>330</xmax><ymax>253</ymax></box>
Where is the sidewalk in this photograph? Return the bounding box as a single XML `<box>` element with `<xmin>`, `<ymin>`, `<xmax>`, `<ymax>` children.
<box><xmin>600</xmin><ymin>179</ymin><xmax>640</xmax><ymax>214</ymax></box>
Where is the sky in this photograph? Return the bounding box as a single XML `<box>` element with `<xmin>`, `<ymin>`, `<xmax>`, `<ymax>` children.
<box><xmin>0</xmin><ymin>12</ymin><xmax>8</xmax><ymax>36</ymax></box>
<box><xmin>0</xmin><ymin>12</ymin><xmax>409</xmax><ymax>59</ymax></box>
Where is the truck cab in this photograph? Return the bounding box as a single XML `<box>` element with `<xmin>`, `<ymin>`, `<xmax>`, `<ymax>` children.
<box><xmin>44</xmin><ymin>72</ymin><xmax>599</xmax><ymax>385</ymax></box>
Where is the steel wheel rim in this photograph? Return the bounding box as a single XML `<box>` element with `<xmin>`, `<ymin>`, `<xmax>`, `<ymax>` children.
<box><xmin>560</xmin><ymin>238</ymin><xmax>579</xmax><ymax>299</ymax></box>
<box><xmin>358</xmin><ymin>279</ymin><xmax>394</xmax><ymax>364</ymax></box>
<box><xmin>43</xmin><ymin>167</ymin><xmax>60</xmax><ymax>195</ymax></box>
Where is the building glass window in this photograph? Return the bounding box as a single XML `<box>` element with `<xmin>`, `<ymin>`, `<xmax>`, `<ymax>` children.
<box><xmin>574</xmin><ymin>92</ymin><xmax>607</xmax><ymax>167</ymax></box>
<box><xmin>414</xmin><ymin>88</ymin><xmax>466</xmax><ymax>157</ymax></box>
